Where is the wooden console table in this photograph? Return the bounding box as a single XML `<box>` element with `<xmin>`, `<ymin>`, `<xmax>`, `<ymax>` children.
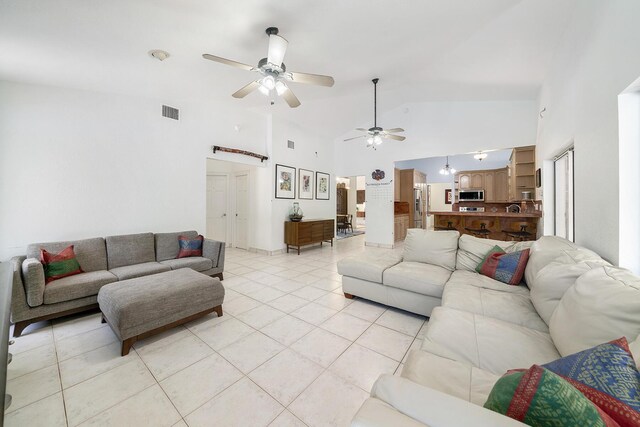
<box><xmin>284</xmin><ymin>219</ymin><xmax>335</xmax><ymax>255</ymax></box>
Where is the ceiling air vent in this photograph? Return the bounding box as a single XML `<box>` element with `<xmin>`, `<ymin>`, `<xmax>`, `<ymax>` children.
<box><xmin>287</xmin><ymin>140</ymin><xmax>295</xmax><ymax>149</ymax></box>
<box><xmin>162</xmin><ymin>105</ymin><xmax>179</xmax><ymax>120</ymax></box>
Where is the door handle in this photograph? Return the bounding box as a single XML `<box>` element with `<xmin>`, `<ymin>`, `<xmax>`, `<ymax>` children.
<box><xmin>222</xmin><ymin>213</ymin><xmax>226</xmax><ymax>217</ymax></box>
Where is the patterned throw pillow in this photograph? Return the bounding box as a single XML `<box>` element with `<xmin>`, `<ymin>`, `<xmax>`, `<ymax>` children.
<box><xmin>476</xmin><ymin>245</ymin><xmax>530</xmax><ymax>285</ymax></box>
<box><xmin>484</xmin><ymin>365</ymin><xmax>618</xmax><ymax>426</ymax></box>
<box><xmin>40</xmin><ymin>245</ymin><xmax>83</xmax><ymax>284</ymax></box>
<box><xmin>543</xmin><ymin>337</ymin><xmax>640</xmax><ymax>427</ymax></box>
<box><xmin>177</xmin><ymin>235</ymin><xmax>204</xmax><ymax>258</ymax></box>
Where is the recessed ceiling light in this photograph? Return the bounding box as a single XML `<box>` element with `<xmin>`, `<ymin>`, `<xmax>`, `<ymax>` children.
<box><xmin>149</xmin><ymin>50</ymin><xmax>170</xmax><ymax>61</ymax></box>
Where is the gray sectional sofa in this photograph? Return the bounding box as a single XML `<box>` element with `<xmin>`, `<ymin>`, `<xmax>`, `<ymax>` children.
<box><xmin>10</xmin><ymin>230</ymin><xmax>225</xmax><ymax>337</ymax></box>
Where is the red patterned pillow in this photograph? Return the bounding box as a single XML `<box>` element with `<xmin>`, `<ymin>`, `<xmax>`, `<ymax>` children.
<box><xmin>177</xmin><ymin>235</ymin><xmax>204</xmax><ymax>258</ymax></box>
<box><xmin>40</xmin><ymin>245</ymin><xmax>83</xmax><ymax>284</ymax></box>
<box><xmin>476</xmin><ymin>245</ymin><xmax>530</xmax><ymax>285</ymax></box>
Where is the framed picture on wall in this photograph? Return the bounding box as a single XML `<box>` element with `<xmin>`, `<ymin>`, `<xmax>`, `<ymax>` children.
<box><xmin>298</xmin><ymin>168</ymin><xmax>314</xmax><ymax>199</ymax></box>
<box><xmin>315</xmin><ymin>171</ymin><xmax>330</xmax><ymax>200</ymax></box>
<box><xmin>445</xmin><ymin>189</ymin><xmax>453</xmax><ymax>204</ymax></box>
<box><xmin>275</xmin><ymin>164</ymin><xmax>296</xmax><ymax>199</ymax></box>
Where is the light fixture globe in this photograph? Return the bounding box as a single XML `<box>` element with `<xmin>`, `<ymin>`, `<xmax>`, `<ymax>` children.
<box><xmin>373</xmin><ymin>135</ymin><xmax>382</xmax><ymax>145</ymax></box>
<box><xmin>474</xmin><ymin>152</ymin><xmax>488</xmax><ymax>161</ymax></box>
<box><xmin>261</xmin><ymin>75</ymin><xmax>276</xmax><ymax>91</ymax></box>
<box><xmin>439</xmin><ymin>156</ymin><xmax>455</xmax><ymax>175</ymax></box>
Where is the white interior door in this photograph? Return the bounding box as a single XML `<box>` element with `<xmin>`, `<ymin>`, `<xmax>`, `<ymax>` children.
<box><xmin>235</xmin><ymin>174</ymin><xmax>249</xmax><ymax>249</ymax></box>
<box><xmin>206</xmin><ymin>175</ymin><xmax>228</xmax><ymax>244</ymax></box>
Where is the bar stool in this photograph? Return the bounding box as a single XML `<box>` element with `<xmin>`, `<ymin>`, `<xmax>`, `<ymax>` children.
<box><xmin>464</xmin><ymin>220</ymin><xmax>493</xmax><ymax>239</ymax></box>
<box><xmin>502</xmin><ymin>222</ymin><xmax>534</xmax><ymax>241</ymax></box>
<box><xmin>434</xmin><ymin>217</ymin><xmax>460</xmax><ymax>231</ymax></box>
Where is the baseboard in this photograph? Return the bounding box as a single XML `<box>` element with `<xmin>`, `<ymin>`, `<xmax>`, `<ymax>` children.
<box><xmin>248</xmin><ymin>247</ymin><xmax>285</xmax><ymax>256</ymax></box>
<box><xmin>364</xmin><ymin>242</ymin><xmax>395</xmax><ymax>249</ymax></box>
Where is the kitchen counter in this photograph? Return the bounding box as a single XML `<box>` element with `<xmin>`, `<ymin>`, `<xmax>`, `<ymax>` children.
<box><xmin>431</xmin><ymin>211</ymin><xmax>541</xmax><ymax>218</ymax></box>
<box><xmin>432</xmin><ymin>211</ymin><xmax>540</xmax><ymax>241</ymax></box>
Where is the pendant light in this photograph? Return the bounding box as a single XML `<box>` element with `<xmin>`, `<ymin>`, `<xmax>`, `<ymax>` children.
<box><xmin>439</xmin><ymin>156</ymin><xmax>456</xmax><ymax>175</ymax></box>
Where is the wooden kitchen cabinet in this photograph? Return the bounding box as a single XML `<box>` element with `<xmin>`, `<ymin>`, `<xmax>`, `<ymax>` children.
<box><xmin>470</xmin><ymin>173</ymin><xmax>484</xmax><ymax>189</ymax></box>
<box><xmin>455</xmin><ymin>167</ymin><xmax>509</xmax><ymax>202</ymax></box>
<box><xmin>459</xmin><ymin>174</ymin><xmax>471</xmax><ymax>190</ymax></box>
<box><xmin>494</xmin><ymin>168</ymin><xmax>509</xmax><ymax>202</ymax></box>
<box><xmin>483</xmin><ymin>171</ymin><xmax>495</xmax><ymax>202</ymax></box>
<box><xmin>394</xmin><ymin>215</ymin><xmax>410</xmax><ymax>242</ymax></box>
<box><xmin>394</xmin><ymin>168</ymin><xmax>401</xmax><ymax>201</ymax></box>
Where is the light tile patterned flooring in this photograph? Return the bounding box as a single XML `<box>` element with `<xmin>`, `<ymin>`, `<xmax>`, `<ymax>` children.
<box><xmin>5</xmin><ymin>235</ymin><xmax>429</xmax><ymax>427</ymax></box>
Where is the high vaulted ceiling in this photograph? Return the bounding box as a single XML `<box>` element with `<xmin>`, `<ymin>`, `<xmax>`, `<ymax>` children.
<box><xmin>0</xmin><ymin>0</ymin><xmax>576</xmax><ymax>137</ymax></box>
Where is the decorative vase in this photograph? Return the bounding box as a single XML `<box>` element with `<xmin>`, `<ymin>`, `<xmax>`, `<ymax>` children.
<box><xmin>289</xmin><ymin>202</ymin><xmax>304</xmax><ymax>222</ymax></box>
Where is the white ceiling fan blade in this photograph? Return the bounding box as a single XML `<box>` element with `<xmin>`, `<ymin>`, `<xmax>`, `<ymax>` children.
<box><xmin>355</xmin><ymin>128</ymin><xmax>370</xmax><ymax>132</ymax></box>
<box><xmin>281</xmin><ymin>87</ymin><xmax>301</xmax><ymax>108</ymax></box>
<box><xmin>232</xmin><ymin>81</ymin><xmax>260</xmax><ymax>98</ymax></box>
<box><xmin>384</xmin><ymin>134</ymin><xmax>406</xmax><ymax>141</ymax></box>
<box><xmin>289</xmin><ymin>71</ymin><xmax>335</xmax><ymax>87</ymax></box>
<box><xmin>267</xmin><ymin>34</ymin><xmax>288</xmax><ymax>66</ymax></box>
<box><xmin>384</xmin><ymin>128</ymin><xmax>405</xmax><ymax>133</ymax></box>
<box><xmin>202</xmin><ymin>54</ymin><xmax>254</xmax><ymax>71</ymax></box>
<box><xmin>344</xmin><ymin>135</ymin><xmax>366</xmax><ymax>142</ymax></box>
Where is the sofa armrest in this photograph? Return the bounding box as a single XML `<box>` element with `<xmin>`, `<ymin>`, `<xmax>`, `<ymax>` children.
<box><xmin>203</xmin><ymin>239</ymin><xmax>225</xmax><ymax>269</ymax></box>
<box><xmin>21</xmin><ymin>258</ymin><xmax>45</xmax><ymax>307</ymax></box>
<box><xmin>369</xmin><ymin>375</ymin><xmax>525</xmax><ymax>427</ymax></box>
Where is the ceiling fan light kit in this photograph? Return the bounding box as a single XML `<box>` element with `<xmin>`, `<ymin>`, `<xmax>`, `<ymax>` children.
<box><xmin>344</xmin><ymin>78</ymin><xmax>406</xmax><ymax>149</ymax></box>
<box><xmin>202</xmin><ymin>27</ymin><xmax>335</xmax><ymax>108</ymax></box>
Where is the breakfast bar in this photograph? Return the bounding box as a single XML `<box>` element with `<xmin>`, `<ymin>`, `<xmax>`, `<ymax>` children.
<box><xmin>432</xmin><ymin>211</ymin><xmax>541</xmax><ymax>241</ymax></box>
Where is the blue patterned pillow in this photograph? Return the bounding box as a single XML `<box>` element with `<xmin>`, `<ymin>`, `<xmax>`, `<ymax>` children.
<box><xmin>543</xmin><ymin>337</ymin><xmax>640</xmax><ymax>427</ymax></box>
<box><xmin>476</xmin><ymin>246</ymin><xmax>530</xmax><ymax>285</ymax></box>
<box><xmin>177</xmin><ymin>235</ymin><xmax>204</xmax><ymax>258</ymax></box>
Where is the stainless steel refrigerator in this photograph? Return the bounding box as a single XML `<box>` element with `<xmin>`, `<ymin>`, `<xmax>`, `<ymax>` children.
<box><xmin>413</xmin><ymin>187</ymin><xmax>424</xmax><ymax>228</ymax></box>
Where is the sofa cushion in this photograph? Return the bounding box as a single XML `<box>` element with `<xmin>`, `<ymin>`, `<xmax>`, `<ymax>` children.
<box><xmin>43</xmin><ymin>270</ymin><xmax>118</xmax><ymax>305</ymax></box>
<box><xmin>442</xmin><ymin>282</ymin><xmax>548</xmax><ymax>332</ymax></box>
<box><xmin>383</xmin><ymin>262</ymin><xmax>451</xmax><ymax>297</ymax></box>
<box><xmin>476</xmin><ymin>247</ymin><xmax>530</xmax><ymax>286</ymax></box>
<box><xmin>456</xmin><ymin>234</ymin><xmax>531</xmax><ymax>272</ymax></box>
<box><xmin>446</xmin><ymin>270</ymin><xmax>530</xmax><ymax>296</ymax></box>
<box><xmin>337</xmin><ymin>253</ymin><xmax>402</xmax><ymax>284</ymax></box>
<box><xmin>40</xmin><ymin>245</ymin><xmax>83</xmax><ymax>284</ymax></box>
<box><xmin>423</xmin><ymin>307</ymin><xmax>560</xmax><ymax>374</ymax></box>
<box><xmin>542</xmin><ymin>337</ymin><xmax>640</xmax><ymax>426</ymax></box>
<box><xmin>484</xmin><ymin>365</ymin><xmax>615</xmax><ymax>426</ymax></box>
<box><xmin>177</xmin><ymin>235</ymin><xmax>204</xmax><ymax>258</ymax></box>
<box><xmin>159</xmin><ymin>257</ymin><xmax>213</xmax><ymax>272</ymax></box>
<box><xmin>550</xmin><ymin>266</ymin><xmax>640</xmax><ymax>357</ymax></box>
<box><xmin>27</xmin><ymin>237</ymin><xmax>107</xmax><ymax>273</ymax></box>
<box><xmin>525</xmin><ymin>247</ymin><xmax>605</xmax><ymax>289</ymax></box>
<box><xmin>155</xmin><ymin>231</ymin><xmax>199</xmax><ymax>261</ymax></box>
<box><xmin>402</xmin><ymin>350</ymin><xmax>500</xmax><ymax>406</ymax></box>
<box><xmin>402</xmin><ymin>229</ymin><xmax>459</xmax><ymax>271</ymax></box>
<box><xmin>109</xmin><ymin>262</ymin><xmax>170</xmax><ymax>281</ymax></box>
<box><xmin>105</xmin><ymin>233</ymin><xmax>155</xmax><ymax>269</ymax></box>
<box><xmin>530</xmin><ymin>260</ymin><xmax>607</xmax><ymax>325</ymax></box>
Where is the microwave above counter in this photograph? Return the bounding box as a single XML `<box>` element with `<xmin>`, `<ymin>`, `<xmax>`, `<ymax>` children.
<box><xmin>458</xmin><ymin>190</ymin><xmax>484</xmax><ymax>202</ymax></box>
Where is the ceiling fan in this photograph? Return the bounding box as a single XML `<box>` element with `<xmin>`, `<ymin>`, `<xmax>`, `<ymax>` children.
<box><xmin>344</xmin><ymin>78</ymin><xmax>405</xmax><ymax>149</ymax></box>
<box><xmin>202</xmin><ymin>27</ymin><xmax>335</xmax><ymax>108</ymax></box>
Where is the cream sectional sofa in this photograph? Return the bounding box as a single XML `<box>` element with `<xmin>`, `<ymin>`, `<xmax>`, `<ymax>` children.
<box><xmin>344</xmin><ymin>231</ymin><xmax>640</xmax><ymax>426</ymax></box>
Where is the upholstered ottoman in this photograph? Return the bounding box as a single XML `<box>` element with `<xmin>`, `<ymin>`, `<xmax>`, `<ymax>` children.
<box><xmin>97</xmin><ymin>268</ymin><xmax>224</xmax><ymax>355</ymax></box>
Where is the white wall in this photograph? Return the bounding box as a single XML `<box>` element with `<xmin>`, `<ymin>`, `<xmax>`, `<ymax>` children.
<box><xmin>0</xmin><ymin>80</ymin><xmax>267</xmax><ymax>260</ymax></box>
<box><xmin>335</xmin><ymin>100</ymin><xmax>537</xmax><ymax>246</ymax></box>
<box><xmin>269</xmin><ymin>116</ymin><xmax>335</xmax><ymax>252</ymax></box>
<box><xmin>535</xmin><ymin>0</ymin><xmax>640</xmax><ymax>265</ymax></box>
<box><xmin>429</xmin><ymin>183</ymin><xmax>453</xmax><ymax>213</ymax></box>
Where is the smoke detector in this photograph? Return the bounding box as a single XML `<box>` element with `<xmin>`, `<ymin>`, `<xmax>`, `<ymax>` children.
<box><xmin>149</xmin><ymin>50</ymin><xmax>170</xmax><ymax>61</ymax></box>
